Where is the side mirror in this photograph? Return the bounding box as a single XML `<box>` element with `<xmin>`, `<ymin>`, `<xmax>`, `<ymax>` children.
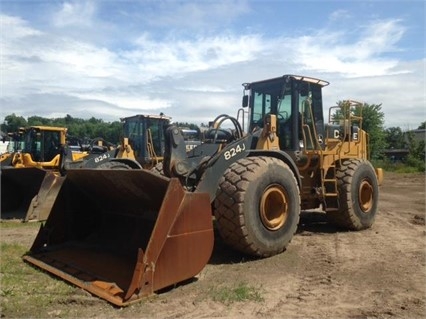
<box><xmin>242</xmin><ymin>95</ymin><xmax>249</xmax><ymax>108</ymax></box>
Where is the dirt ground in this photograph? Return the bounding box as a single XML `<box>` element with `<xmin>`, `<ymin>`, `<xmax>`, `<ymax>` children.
<box><xmin>1</xmin><ymin>172</ymin><xmax>425</xmax><ymax>318</ymax></box>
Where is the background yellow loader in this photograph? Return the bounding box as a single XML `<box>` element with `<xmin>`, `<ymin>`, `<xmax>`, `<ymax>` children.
<box><xmin>0</xmin><ymin>126</ymin><xmax>89</xmax><ymax>221</ymax></box>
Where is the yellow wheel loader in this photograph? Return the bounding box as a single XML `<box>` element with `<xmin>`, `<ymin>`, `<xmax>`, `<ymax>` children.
<box><xmin>1</xmin><ymin>115</ymin><xmax>171</xmax><ymax>222</ymax></box>
<box><xmin>60</xmin><ymin>114</ymin><xmax>196</xmax><ymax>172</ymax></box>
<box><xmin>28</xmin><ymin>114</ymin><xmax>172</xmax><ymax>221</ymax></box>
<box><xmin>104</xmin><ymin>114</ymin><xmax>171</xmax><ymax>170</ymax></box>
<box><xmin>0</xmin><ymin>126</ymin><xmax>89</xmax><ymax>221</ymax></box>
<box><xmin>24</xmin><ymin>75</ymin><xmax>383</xmax><ymax>306</ymax></box>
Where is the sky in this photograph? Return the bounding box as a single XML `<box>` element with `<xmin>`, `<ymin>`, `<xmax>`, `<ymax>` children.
<box><xmin>1</xmin><ymin>0</ymin><xmax>425</xmax><ymax>130</ymax></box>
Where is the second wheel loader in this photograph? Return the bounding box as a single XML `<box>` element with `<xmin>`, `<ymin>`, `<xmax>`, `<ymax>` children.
<box><xmin>64</xmin><ymin>114</ymin><xmax>172</xmax><ymax>171</ymax></box>
<box><xmin>0</xmin><ymin>126</ymin><xmax>90</xmax><ymax>221</ymax></box>
<box><xmin>1</xmin><ymin>114</ymin><xmax>171</xmax><ymax>222</ymax></box>
<box><xmin>24</xmin><ymin>74</ymin><xmax>383</xmax><ymax>306</ymax></box>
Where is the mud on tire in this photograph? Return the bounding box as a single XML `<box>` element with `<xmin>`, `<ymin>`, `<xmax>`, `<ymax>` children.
<box><xmin>327</xmin><ymin>159</ymin><xmax>379</xmax><ymax>230</ymax></box>
<box><xmin>214</xmin><ymin>156</ymin><xmax>300</xmax><ymax>257</ymax></box>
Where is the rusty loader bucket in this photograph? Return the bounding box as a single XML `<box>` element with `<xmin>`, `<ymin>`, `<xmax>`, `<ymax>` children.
<box><xmin>24</xmin><ymin>172</ymin><xmax>65</xmax><ymax>222</ymax></box>
<box><xmin>23</xmin><ymin>169</ymin><xmax>214</xmax><ymax>306</ymax></box>
<box><xmin>1</xmin><ymin>167</ymin><xmax>50</xmax><ymax>220</ymax></box>
<box><xmin>0</xmin><ymin>166</ymin><xmax>65</xmax><ymax>222</ymax></box>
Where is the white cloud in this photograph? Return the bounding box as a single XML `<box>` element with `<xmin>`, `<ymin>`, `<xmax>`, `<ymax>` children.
<box><xmin>0</xmin><ymin>4</ymin><xmax>423</xmax><ymax>130</ymax></box>
<box><xmin>52</xmin><ymin>1</ymin><xmax>97</xmax><ymax>27</ymax></box>
<box><xmin>139</xmin><ymin>0</ymin><xmax>250</xmax><ymax>29</ymax></box>
<box><xmin>322</xmin><ymin>59</ymin><xmax>425</xmax><ymax>129</ymax></box>
<box><xmin>1</xmin><ymin>17</ymin><xmax>264</xmax><ymax>118</ymax></box>
<box><xmin>73</xmin><ymin>92</ymin><xmax>172</xmax><ymax>111</ymax></box>
<box><xmin>329</xmin><ymin>9</ymin><xmax>351</xmax><ymax>22</ymax></box>
<box><xmin>126</xmin><ymin>33</ymin><xmax>263</xmax><ymax>77</ymax></box>
<box><xmin>358</xmin><ymin>19</ymin><xmax>405</xmax><ymax>55</ymax></box>
<box><xmin>1</xmin><ymin>15</ymin><xmax>42</xmax><ymax>38</ymax></box>
<box><xmin>289</xmin><ymin>19</ymin><xmax>406</xmax><ymax>77</ymax></box>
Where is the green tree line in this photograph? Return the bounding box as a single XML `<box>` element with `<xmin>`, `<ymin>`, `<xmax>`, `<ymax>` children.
<box><xmin>1</xmin><ymin>108</ymin><xmax>425</xmax><ymax>171</ymax></box>
<box><xmin>334</xmin><ymin>101</ymin><xmax>424</xmax><ymax>172</ymax></box>
<box><xmin>1</xmin><ymin>114</ymin><xmax>123</xmax><ymax>145</ymax></box>
<box><xmin>0</xmin><ymin>114</ymin><xmax>204</xmax><ymax>145</ymax></box>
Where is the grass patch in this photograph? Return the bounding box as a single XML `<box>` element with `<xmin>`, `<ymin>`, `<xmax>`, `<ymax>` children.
<box><xmin>0</xmin><ymin>231</ymin><xmax>76</xmax><ymax>317</ymax></box>
<box><xmin>372</xmin><ymin>160</ymin><xmax>425</xmax><ymax>174</ymax></box>
<box><xmin>210</xmin><ymin>282</ymin><xmax>264</xmax><ymax>305</ymax></box>
<box><xmin>0</xmin><ymin>220</ymin><xmax>41</xmax><ymax>229</ymax></box>
<box><xmin>392</xmin><ymin>166</ymin><xmax>424</xmax><ymax>174</ymax></box>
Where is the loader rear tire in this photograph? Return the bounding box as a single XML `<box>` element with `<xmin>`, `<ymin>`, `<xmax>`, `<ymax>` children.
<box><xmin>96</xmin><ymin>161</ymin><xmax>132</xmax><ymax>170</ymax></box>
<box><xmin>214</xmin><ymin>156</ymin><xmax>300</xmax><ymax>257</ymax></box>
<box><xmin>326</xmin><ymin>159</ymin><xmax>379</xmax><ymax>230</ymax></box>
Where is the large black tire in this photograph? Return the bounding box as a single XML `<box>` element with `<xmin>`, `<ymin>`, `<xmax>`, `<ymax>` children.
<box><xmin>327</xmin><ymin>159</ymin><xmax>379</xmax><ymax>230</ymax></box>
<box><xmin>96</xmin><ymin>161</ymin><xmax>132</xmax><ymax>170</ymax></box>
<box><xmin>214</xmin><ymin>156</ymin><xmax>300</xmax><ymax>257</ymax></box>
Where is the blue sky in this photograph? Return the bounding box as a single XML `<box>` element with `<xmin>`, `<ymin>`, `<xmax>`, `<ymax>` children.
<box><xmin>1</xmin><ymin>0</ymin><xmax>425</xmax><ymax>129</ymax></box>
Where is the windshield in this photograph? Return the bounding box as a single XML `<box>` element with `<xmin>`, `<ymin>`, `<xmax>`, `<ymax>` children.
<box><xmin>123</xmin><ymin>117</ymin><xmax>167</xmax><ymax>158</ymax></box>
<box><xmin>181</xmin><ymin>129</ymin><xmax>199</xmax><ymax>141</ymax></box>
<box><xmin>248</xmin><ymin>76</ymin><xmax>325</xmax><ymax>151</ymax></box>
<box><xmin>249</xmin><ymin>78</ymin><xmax>291</xmax><ymax>129</ymax></box>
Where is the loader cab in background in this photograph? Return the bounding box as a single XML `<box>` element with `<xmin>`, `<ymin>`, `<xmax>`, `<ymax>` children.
<box><xmin>24</xmin><ymin>127</ymin><xmax>62</xmax><ymax>162</ymax></box>
<box><xmin>243</xmin><ymin>75</ymin><xmax>328</xmax><ymax>153</ymax></box>
<box><xmin>3</xmin><ymin>126</ymin><xmax>66</xmax><ymax>167</ymax></box>
<box><xmin>2</xmin><ymin>131</ymin><xmax>24</xmax><ymax>153</ymax></box>
<box><xmin>121</xmin><ymin>114</ymin><xmax>171</xmax><ymax>167</ymax></box>
<box><xmin>0</xmin><ymin>126</ymin><xmax>68</xmax><ymax>220</ymax></box>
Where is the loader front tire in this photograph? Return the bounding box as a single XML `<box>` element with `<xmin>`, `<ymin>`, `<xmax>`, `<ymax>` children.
<box><xmin>214</xmin><ymin>156</ymin><xmax>300</xmax><ymax>257</ymax></box>
<box><xmin>327</xmin><ymin>159</ymin><xmax>379</xmax><ymax>230</ymax></box>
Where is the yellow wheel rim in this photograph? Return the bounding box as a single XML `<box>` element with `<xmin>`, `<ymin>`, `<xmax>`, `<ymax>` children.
<box><xmin>359</xmin><ymin>180</ymin><xmax>374</xmax><ymax>213</ymax></box>
<box><xmin>260</xmin><ymin>185</ymin><xmax>288</xmax><ymax>230</ymax></box>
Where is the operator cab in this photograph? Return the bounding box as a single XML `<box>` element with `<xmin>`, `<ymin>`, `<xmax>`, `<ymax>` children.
<box><xmin>121</xmin><ymin>114</ymin><xmax>170</xmax><ymax>165</ymax></box>
<box><xmin>24</xmin><ymin>127</ymin><xmax>62</xmax><ymax>162</ymax></box>
<box><xmin>242</xmin><ymin>75</ymin><xmax>329</xmax><ymax>152</ymax></box>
